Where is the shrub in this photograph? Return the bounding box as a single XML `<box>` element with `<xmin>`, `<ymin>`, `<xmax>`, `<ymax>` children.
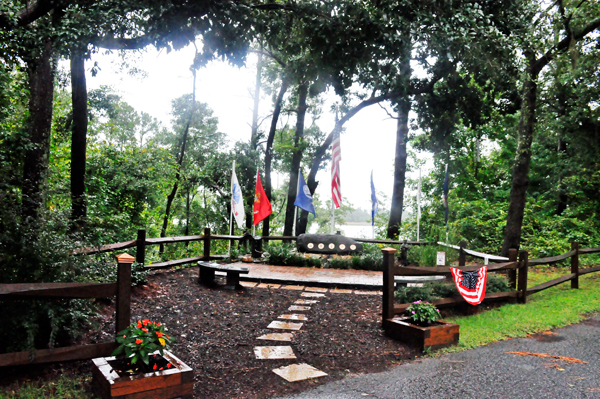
<box><xmin>406</xmin><ymin>301</ymin><xmax>441</xmax><ymax>325</ymax></box>
<box><xmin>395</xmin><ymin>274</ymin><xmax>512</xmax><ymax>304</ymax></box>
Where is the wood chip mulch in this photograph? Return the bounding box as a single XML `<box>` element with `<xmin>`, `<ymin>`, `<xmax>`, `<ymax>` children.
<box><xmin>1</xmin><ymin>267</ymin><xmax>419</xmax><ymax>398</ymax></box>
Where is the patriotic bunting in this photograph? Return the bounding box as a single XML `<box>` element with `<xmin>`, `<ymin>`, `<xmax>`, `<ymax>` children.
<box><xmin>450</xmin><ymin>266</ymin><xmax>488</xmax><ymax>305</ymax></box>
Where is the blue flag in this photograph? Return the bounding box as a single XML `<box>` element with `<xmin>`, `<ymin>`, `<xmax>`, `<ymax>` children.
<box><xmin>370</xmin><ymin>170</ymin><xmax>378</xmax><ymax>226</ymax></box>
<box><xmin>294</xmin><ymin>172</ymin><xmax>316</xmax><ymax>216</ymax></box>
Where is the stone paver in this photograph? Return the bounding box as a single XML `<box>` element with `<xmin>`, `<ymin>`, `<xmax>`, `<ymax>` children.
<box><xmin>295</xmin><ymin>299</ymin><xmax>319</xmax><ymax>305</ymax></box>
<box><xmin>268</xmin><ymin>321</ymin><xmax>303</xmax><ymax>330</ymax></box>
<box><xmin>257</xmin><ymin>283</ymin><xmax>281</xmax><ymax>289</ymax></box>
<box><xmin>257</xmin><ymin>333</ymin><xmax>294</xmax><ymax>342</ymax></box>
<box><xmin>229</xmin><ymin>262</ymin><xmax>382</xmax><ymax>287</ymax></box>
<box><xmin>353</xmin><ymin>290</ymin><xmax>382</xmax><ymax>295</ymax></box>
<box><xmin>305</xmin><ymin>287</ymin><xmax>328</xmax><ymax>293</ymax></box>
<box><xmin>272</xmin><ymin>363</ymin><xmax>328</xmax><ymax>382</ymax></box>
<box><xmin>278</xmin><ymin>314</ymin><xmax>307</xmax><ymax>321</ymax></box>
<box><xmin>288</xmin><ymin>305</ymin><xmax>311</xmax><ymax>311</ymax></box>
<box><xmin>239</xmin><ymin>281</ymin><xmax>258</xmax><ymax>288</ymax></box>
<box><xmin>301</xmin><ymin>292</ymin><xmax>325</xmax><ymax>298</ymax></box>
<box><xmin>254</xmin><ymin>346</ymin><xmax>296</xmax><ymax>360</ymax></box>
<box><xmin>281</xmin><ymin>285</ymin><xmax>305</xmax><ymax>291</ymax></box>
<box><xmin>330</xmin><ymin>288</ymin><xmax>353</xmax><ymax>294</ymax></box>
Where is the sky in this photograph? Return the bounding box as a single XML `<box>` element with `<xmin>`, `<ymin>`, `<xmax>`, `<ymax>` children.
<box><xmin>84</xmin><ymin>44</ymin><xmax>433</xmax><ymax>216</ymax></box>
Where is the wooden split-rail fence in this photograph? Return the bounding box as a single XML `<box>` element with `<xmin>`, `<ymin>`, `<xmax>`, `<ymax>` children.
<box><xmin>382</xmin><ymin>242</ymin><xmax>600</xmax><ymax>327</ymax></box>
<box><xmin>2</xmin><ymin>227</ymin><xmax>598</xmax><ymax>367</ymax></box>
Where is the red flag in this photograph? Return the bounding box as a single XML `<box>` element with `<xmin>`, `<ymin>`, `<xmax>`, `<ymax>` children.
<box><xmin>450</xmin><ymin>266</ymin><xmax>488</xmax><ymax>305</ymax></box>
<box><xmin>331</xmin><ymin>129</ymin><xmax>342</xmax><ymax>208</ymax></box>
<box><xmin>253</xmin><ymin>172</ymin><xmax>272</xmax><ymax>226</ymax></box>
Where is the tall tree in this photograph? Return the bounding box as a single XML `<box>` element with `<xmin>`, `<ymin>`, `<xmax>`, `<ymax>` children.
<box><xmin>501</xmin><ymin>2</ymin><xmax>600</xmax><ymax>255</ymax></box>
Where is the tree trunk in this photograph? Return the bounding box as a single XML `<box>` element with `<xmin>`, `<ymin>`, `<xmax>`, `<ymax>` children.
<box><xmin>70</xmin><ymin>49</ymin><xmax>88</xmax><ymax>232</ymax></box>
<box><xmin>555</xmin><ymin>79</ymin><xmax>568</xmax><ymax>215</ymax></box>
<box><xmin>283</xmin><ymin>83</ymin><xmax>308</xmax><ymax>237</ymax></box>
<box><xmin>22</xmin><ymin>41</ymin><xmax>55</xmax><ymax>225</ymax></box>
<box><xmin>262</xmin><ymin>75</ymin><xmax>290</xmax><ymax>237</ymax></box>
<box><xmin>386</xmin><ymin>98</ymin><xmax>410</xmax><ymax>239</ymax></box>
<box><xmin>501</xmin><ymin>57</ymin><xmax>537</xmax><ymax>256</ymax></box>
<box><xmin>160</xmin><ymin>71</ymin><xmax>196</xmax><ymax>253</ymax></box>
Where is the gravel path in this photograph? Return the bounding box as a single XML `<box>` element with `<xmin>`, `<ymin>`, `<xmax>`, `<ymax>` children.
<box><xmin>278</xmin><ymin>315</ymin><xmax>600</xmax><ymax>399</ymax></box>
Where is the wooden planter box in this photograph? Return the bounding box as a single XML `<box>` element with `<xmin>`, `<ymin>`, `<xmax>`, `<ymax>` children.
<box><xmin>91</xmin><ymin>350</ymin><xmax>193</xmax><ymax>399</ymax></box>
<box><xmin>384</xmin><ymin>316</ymin><xmax>459</xmax><ymax>351</ymax></box>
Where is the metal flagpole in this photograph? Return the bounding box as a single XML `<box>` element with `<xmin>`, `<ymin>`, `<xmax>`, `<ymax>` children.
<box><xmin>292</xmin><ymin>168</ymin><xmax>299</xmax><ymax>236</ymax></box>
<box><xmin>417</xmin><ymin>168</ymin><xmax>421</xmax><ymax>241</ymax></box>
<box><xmin>330</xmin><ymin>201</ymin><xmax>335</xmax><ymax>234</ymax></box>
<box><xmin>229</xmin><ymin>160</ymin><xmax>235</xmax><ymax>256</ymax></box>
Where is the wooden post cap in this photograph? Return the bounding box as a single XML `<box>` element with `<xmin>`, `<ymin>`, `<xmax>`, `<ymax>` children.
<box><xmin>116</xmin><ymin>253</ymin><xmax>135</xmax><ymax>264</ymax></box>
<box><xmin>382</xmin><ymin>247</ymin><xmax>398</xmax><ymax>253</ymax></box>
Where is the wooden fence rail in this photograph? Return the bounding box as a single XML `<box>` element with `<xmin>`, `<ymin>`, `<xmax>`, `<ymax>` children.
<box><xmin>0</xmin><ymin>255</ymin><xmax>133</xmax><ymax>367</ymax></box>
<box><xmin>383</xmin><ymin>240</ymin><xmax>600</xmax><ymax>327</ymax></box>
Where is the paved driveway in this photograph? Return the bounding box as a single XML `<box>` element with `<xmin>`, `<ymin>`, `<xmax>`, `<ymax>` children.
<box><xmin>278</xmin><ymin>316</ymin><xmax>600</xmax><ymax>399</ymax></box>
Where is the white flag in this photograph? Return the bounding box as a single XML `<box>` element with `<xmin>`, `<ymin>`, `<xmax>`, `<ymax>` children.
<box><xmin>231</xmin><ymin>161</ymin><xmax>245</xmax><ymax>228</ymax></box>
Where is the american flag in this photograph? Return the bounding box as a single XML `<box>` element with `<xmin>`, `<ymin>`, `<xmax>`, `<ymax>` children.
<box><xmin>331</xmin><ymin>129</ymin><xmax>342</xmax><ymax>208</ymax></box>
<box><xmin>450</xmin><ymin>266</ymin><xmax>488</xmax><ymax>305</ymax></box>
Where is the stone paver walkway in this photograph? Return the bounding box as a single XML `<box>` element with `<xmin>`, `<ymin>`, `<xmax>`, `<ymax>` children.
<box><xmin>227</xmin><ymin>263</ymin><xmax>382</xmax><ymax>289</ymax></box>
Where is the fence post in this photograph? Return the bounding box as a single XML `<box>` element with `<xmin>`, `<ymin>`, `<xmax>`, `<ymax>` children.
<box><xmin>382</xmin><ymin>247</ymin><xmax>398</xmax><ymax>328</ymax></box>
<box><xmin>517</xmin><ymin>250</ymin><xmax>528</xmax><ymax>304</ymax></box>
<box><xmin>508</xmin><ymin>248</ymin><xmax>518</xmax><ymax>289</ymax></box>
<box><xmin>571</xmin><ymin>242</ymin><xmax>579</xmax><ymax>289</ymax></box>
<box><xmin>115</xmin><ymin>253</ymin><xmax>133</xmax><ymax>335</ymax></box>
<box><xmin>136</xmin><ymin>229</ymin><xmax>146</xmax><ymax>264</ymax></box>
<box><xmin>458</xmin><ymin>240</ymin><xmax>467</xmax><ymax>266</ymax></box>
<box><xmin>203</xmin><ymin>227</ymin><xmax>211</xmax><ymax>261</ymax></box>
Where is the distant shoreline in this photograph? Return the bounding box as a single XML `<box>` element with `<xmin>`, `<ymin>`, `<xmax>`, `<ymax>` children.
<box><xmin>344</xmin><ymin>222</ymin><xmax>371</xmax><ymax>226</ymax></box>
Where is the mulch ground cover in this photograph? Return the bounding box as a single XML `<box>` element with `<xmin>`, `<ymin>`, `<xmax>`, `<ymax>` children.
<box><xmin>0</xmin><ymin>267</ymin><xmax>419</xmax><ymax>398</ymax></box>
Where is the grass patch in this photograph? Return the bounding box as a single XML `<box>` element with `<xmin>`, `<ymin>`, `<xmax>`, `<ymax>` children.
<box><xmin>0</xmin><ymin>373</ymin><xmax>93</xmax><ymax>399</ymax></box>
<box><xmin>438</xmin><ymin>268</ymin><xmax>600</xmax><ymax>353</ymax></box>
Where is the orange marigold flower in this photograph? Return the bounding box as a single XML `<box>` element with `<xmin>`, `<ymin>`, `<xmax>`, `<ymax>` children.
<box><xmin>136</xmin><ymin>339</ymin><xmax>142</xmax><ymax>345</ymax></box>
<box><xmin>156</xmin><ymin>332</ymin><xmax>163</xmax><ymax>337</ymax></box>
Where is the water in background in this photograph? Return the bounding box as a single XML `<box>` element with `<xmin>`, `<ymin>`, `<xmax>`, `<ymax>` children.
<box><xmin>308</xmin><ymin>223</ymin><xmax>373</xmax><ymax>238</ymax></box>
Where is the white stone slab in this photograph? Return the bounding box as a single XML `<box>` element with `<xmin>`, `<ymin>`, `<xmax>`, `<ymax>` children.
<box><xmin>267</xmin><ymin>320</ymin><xmax>303</xmax><ymax>330</ymax></box>
<box><xmin>272</xmin><ymin>363</ymin><xmax>328</xmax><ymax>382</ymax></box>
<box><xmin>288</xmin><ymin>305</ymin><xmax>311</xmax><ymax>311</ymax></box>
<box><xmin>305</xmin><ymin>287</ymin><xmax>328</xmax><ymax>293</ymax></box>
<box><xmin>301</xmin><ymin>292</ymin><xmax>325</xmax><ymax>298</ymax></box>
<box><xmin>257</xmin><ymin>333</ymin><xmax>294</xmax><ymax>342</ymax></box>
<box><xmin>254</xmin><ymin>346</ymin><xmax>296</xmax><ymax>360</ymax></box>
<box><xmin>278</xmin><ymin>314</ymin><xmax>307</xmax><ymax>321</ymax></box>
<box><xmin>295</xmin><ymin>299</ymin><xmax>319</xmax><ymax>305</ymax></box>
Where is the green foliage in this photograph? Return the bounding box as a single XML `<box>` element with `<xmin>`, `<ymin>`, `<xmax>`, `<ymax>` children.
<box><xmin>113</xmin><ymin>319</ymin><xmax>175</xmax><ymax>368</ymax></box>
<box><xmin>395</xmin><ymin>275</ymin><xmax>512</xmax><ymax>304</ymax></box>
<box><xmin>407</xmin><ymin>244</ymin><xmax>459</xmax><ymax>267</ymax></box>
<box><xmin>406</xmin><ymin>301</ymin><xmax>441</xmax><ymax>325</ymax></box>
<box><xmin>263</xmin><ymin>243</ymin><xmax>323</xmax><ymax>268</ymax></box>
<box><xmin>0</xmin><ymin>373</ymin><xmax>93</xmax><ymax>398</ymax></box>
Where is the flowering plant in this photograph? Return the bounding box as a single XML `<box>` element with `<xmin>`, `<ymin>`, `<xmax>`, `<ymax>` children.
<box><xmin>406</xmin><ymin>301</ymin><xmax>441</xmax><ymax>325</ymax></box>
<box><xmin>112</xmin><ymin>319</ymin><xmax>175</xmax><ymax>369</ymax></box>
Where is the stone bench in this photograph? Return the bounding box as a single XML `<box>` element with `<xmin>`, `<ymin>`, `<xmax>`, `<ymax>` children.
<box><xmin>197</xmin><ymin>262</ymin><xmax>249</xmax><ymax>290</ymax></box>
<box><xmin>394</xmin><ymin>275</ymin><xmax>446</xmax><ymax>288</ymax></box>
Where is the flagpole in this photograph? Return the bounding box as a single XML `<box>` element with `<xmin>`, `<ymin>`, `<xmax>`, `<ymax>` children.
<box><xmin>229</xmin><ymin>160</ymin><xmax>235</xmax><ymax>256</ymax></box>
<box><xmin>293</xmin><ymin>167</ymin><xmax>299</xmax><ymax>236</ymax></box>
<box><xmin>417</xmin><ymin>168</ymin><xmax>421</xmax><ymax>242</ymax></box>
<box><xmin>330</xmin><ymin>201</ymin><xmax>335</xmax><ymax>234</ymax></box>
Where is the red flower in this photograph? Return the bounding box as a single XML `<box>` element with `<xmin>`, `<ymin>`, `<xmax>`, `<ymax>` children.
<box><xmin>166</xmin><ymin>334</ymin><xmax>169</xmax><ymax>338</ymax></box>
<box><xmin>123</xmin><ymin>335</ymin><xmax>126</xmax><ymax>338</ymax></box>
<box><xmin>136</xmin><ymin>339</ymin><xmax>142</xmax><ymax>345</ymax></box>
<box><xmin>137</xmin><ymin>322</ymin><xmax>142</xmax><ymax>328</ymax></box>
<box><xmin>156</xmin><ymin>332</ymin><xmax>163</xmax><ymax>337</ymax></box>
<box><xmin>157</xmin><ymin>322</ymin><xmax>161</xmax><ymax>326</ymax></box>
<box><xmin>142</xmin><ymin>328</ymin><xmax>149</xmax><ymax>333</ymax></box>
<box><xmin>142</xmin><ymin>319</ymin><xmax>149</xmax><ymax>326</ymax></box>
<box><xmin>167</xmin><ymin>363</ymin><xmax>172</xmax><ymax>368</ymax></box>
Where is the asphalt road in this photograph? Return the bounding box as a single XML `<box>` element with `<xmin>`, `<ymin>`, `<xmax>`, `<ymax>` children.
<box><xmin>278</xmin><ymin>316</ymin><xmax>600</xmax><ymax>399</ymax></box>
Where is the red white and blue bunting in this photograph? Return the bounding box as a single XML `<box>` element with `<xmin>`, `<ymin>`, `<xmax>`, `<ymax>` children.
<box><xmin>450</xmin><ymin>266</ymin><xmax>488</xmax><ymax>305</ymax></box>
